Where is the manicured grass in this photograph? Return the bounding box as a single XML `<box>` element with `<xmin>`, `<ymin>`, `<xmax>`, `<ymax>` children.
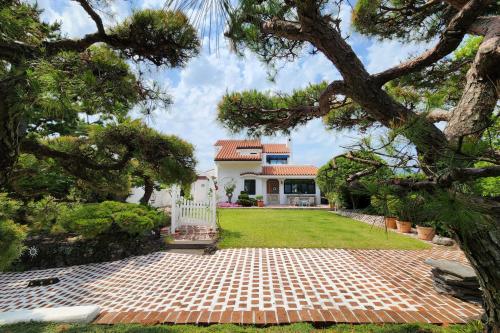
<box><xmin>0</xmin><ymin>322</ymin><xmax>483</xmax><ymax>333</ymax></box>
<box><xmin>218</xmin><ymin>209</ymin><xmax>430</xmax><ymax>250</ymax></box>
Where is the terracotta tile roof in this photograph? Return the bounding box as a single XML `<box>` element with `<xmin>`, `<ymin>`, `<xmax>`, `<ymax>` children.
<box><xmin>263</xmin><ymin>165</ymin><xmax>318</xmax><ymax>176</ymax></box>
<box><xmin>241</xmin><ymin>165</ymin><xmax>318</xmax><ymax>176</ymax></box>
<box><xmin>214</xmin><ymin>139</ymin><xmax>261</xmax><ymax>148</ymax></box>
<box><xmin>214</xmin><ymin>139</ymin><xmax>262</xmax><ymax>161</ymax></box>
<box><xmin>262</xmin><ymin>144</ymin><xmax>290</xmax><ymax>154</ymax></box>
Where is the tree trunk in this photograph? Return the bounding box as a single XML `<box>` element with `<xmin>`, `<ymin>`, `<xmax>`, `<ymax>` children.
<box><xmin>0</xmin><ymin>91</ymin><xmax>23</xmax><ymax>187</ymax></box>
<box><xmin>453</xmin><ymin>218</ymin><xmax>500</xmax><ymax>333</ymax></box>
<box><xmin>139</xmin><ymin>175</ymin><xmax>154</xmax><ymax>205</ymax></box>
<box><xmin>296</xmin><ymin>5</ymin><xmax>450</xmax><ymax>167</ymax></box>
<box><xmin>445</xmin><ymin>32</ymin><xmax>500</xmax><ymax>142</ymax></box>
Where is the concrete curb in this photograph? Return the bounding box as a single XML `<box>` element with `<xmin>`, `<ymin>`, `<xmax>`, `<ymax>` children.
<box><xmin>0</xmin><ymin>305</ymin><xmax>100</xmax><ymax>325</ymax></box>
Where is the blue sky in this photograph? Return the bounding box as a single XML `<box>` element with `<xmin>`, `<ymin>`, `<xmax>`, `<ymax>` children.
<box><xmin>35</xmin><ymin>0</ymin><xmax>431</xmax><ymax>172</ymax></box>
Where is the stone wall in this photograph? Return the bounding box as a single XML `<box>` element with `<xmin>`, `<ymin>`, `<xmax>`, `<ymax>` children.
<box><xmin>10</xmin><ymin>232</ymin><xmax>166</xmax><ymax>271</ymax></box>
<box><xmin>334</xmin><ymin>210</ymin><xmax>385</xmax><ymax>228</ymax></box>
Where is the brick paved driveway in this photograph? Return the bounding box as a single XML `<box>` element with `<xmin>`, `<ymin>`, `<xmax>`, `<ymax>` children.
<box><xmin>0</xmin><ymin>247</ymin><xmax>482</xmax><ymax>325</ymax></box>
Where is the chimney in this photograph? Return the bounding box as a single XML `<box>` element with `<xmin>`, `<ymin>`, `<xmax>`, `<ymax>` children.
<box><xmin>287</xmin><ymin>137</ymin><xmax>292</xmax><ymax>163</ymax></box>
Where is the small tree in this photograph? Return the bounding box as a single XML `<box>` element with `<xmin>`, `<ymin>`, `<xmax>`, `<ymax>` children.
<box><xmin>0</xmin><ymin>1</ymin><xmax>200</xmax><ymax>185</ymax></box>
<box><xmin>224</xmin><ymin>181</ymin><xmax>236</xmax><ymax>203</ymax></box>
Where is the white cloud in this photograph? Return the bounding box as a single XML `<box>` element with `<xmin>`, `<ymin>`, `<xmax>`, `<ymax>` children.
<box><xmin>34</xmin><ymin>1</ymin><xmax>432</xmax><ymax>172</ymax></box>
<box><xmin>364</xmin><ymin>40</ymin><xmax>432</xmax><ymax>74</ymax></box>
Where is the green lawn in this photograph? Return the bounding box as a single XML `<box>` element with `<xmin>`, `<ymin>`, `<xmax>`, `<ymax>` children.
<box><xmin>218</xmin><ymin>209</ymin><xmax>430</xmax><ymax>250</ymax></box>
<box><xmin>0</xmin><ymin>322</ymin><xmax>483</xmax><ymax>333</ymax></box>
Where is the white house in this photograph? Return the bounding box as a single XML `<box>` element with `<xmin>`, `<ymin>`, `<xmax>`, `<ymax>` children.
<box><xmin>127</xmin><ymin>169</ymin><xmax>215</xmax><ymax>207</ymax></box>
<box><xmin>214</xmin><ymin>139</ymin><xmax>320</xmax><ymax>206</ymax></box>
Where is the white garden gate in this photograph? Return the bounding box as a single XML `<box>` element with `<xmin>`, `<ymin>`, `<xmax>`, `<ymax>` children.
<box><xmin>170</xmin><ymin>180</ymin><xmax>217</xmax><ymax>233</ymax></box>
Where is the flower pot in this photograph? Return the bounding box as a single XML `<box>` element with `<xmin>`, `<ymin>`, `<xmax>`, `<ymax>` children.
<box><xmin>385</xmin><ymin>217</ymin><xmax>397</xmax><ymax>229</ymax></box>
<box><xmin>329</xmin><ymin>203</ymin><xmax>335</xmax><ymax>210</ymax></box>
<box><xmin>417</xmin><ymin>226</ymin><xmax>436</xmax><ymax>241</ymax></box>
<box><xmin>257</xmin><ymin>200</ymin><xmax>264</xmax><ymax>207</ymax></box>
<box><xmin>396</xmin><ymin>220</ymin><xmax>412</xmax><ymax>233</ymax></box>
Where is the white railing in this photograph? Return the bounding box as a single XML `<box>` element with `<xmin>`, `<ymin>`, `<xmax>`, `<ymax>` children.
<box><xmin>170</xmin><ymin>180</ymin><xmax>217</xmax><ymax>233</ymax></box>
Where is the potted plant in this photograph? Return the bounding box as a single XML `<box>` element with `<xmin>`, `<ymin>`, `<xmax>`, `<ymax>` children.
<box><xmin>224</xmin><ymin>181</ymin><xmax>236</xmax><ymax>203</ymax></box>
<box><xmin>255</xmin><ymin>195</ymin><xmax>264</xmax><ymax>207</ymax></box>
<box><xmin>326</xmin><ymin>192</ymin><xmax>339</xmax><ymax>210</ymax></box>
<box><xmin>327</xmin><ymin>192</ymin><xmax>344</xmax><ymax>211</ymax></box>
<box><xmin>371</xmin><ymin>194</ymin><xmax>399</xmax><ymax>229</ymax></box>
<box><xmin>396</xmin><ymin>214</ymin><xmax>412</xmax><ymax>233</ymax></box>
<box><xmin>414</xmin><ymin>201</ymin><xmax>438</xmax><ymax>240</ymax></box>
<box><xmin>416</xmin><ymin>221</ymin><xmax>436</xmax><ymax>241</ymax></box>
<box><xmin>394</xmin><ymin>193</ymin><xmax>424</xmax><ymax>233</ymax></box>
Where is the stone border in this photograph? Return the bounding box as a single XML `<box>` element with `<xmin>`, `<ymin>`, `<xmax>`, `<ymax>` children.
<box><xmin>333</xmin><ymin>210</ymin><xmax>454</xmax><ymax>246</ymax></box>
<box><xmin>334</xmin><ymin>210</ymin><xmax>385</xmax><ymax>227</ymax></box>
<box><xmin>94</xmin><ymin>308</ymin><xmax>474</xmax><ymax>326</ymax></box>
<box><xmin>0</xmin><ymin>305</ymin><xmax>100</xmax><ymax>325</ymax></box>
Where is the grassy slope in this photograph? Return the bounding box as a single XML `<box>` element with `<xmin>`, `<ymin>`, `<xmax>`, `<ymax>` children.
<box><xmin>0</xmin><ymin>322</ymin><xmax>484</xmax><ymax>333</ymax></box>
<box><xmin>218</xmin><ymin>209</ymin><xmax>430</xmax><ymax>250</ymax></box>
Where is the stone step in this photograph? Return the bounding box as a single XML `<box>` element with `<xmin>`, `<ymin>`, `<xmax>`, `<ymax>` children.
<box><xmin>166</xmin><ymin>240</ymin><xmax>216</xmax><ymax>249</ymax></box>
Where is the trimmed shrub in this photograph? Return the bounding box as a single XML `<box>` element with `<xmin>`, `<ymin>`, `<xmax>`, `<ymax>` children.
<box><xmin>56</xmin><ymin>201</ymin><xmax>168</xmax><ymax>238</ymax></box>
<box><xmin>0</xmin><ymin>219</ymin><xmax>27</xmax><ymax>271</ymax></box>
<box><xmin>0</xmin><ymin>193</ymin><xmax>23</xmax><ymax>220</ymax></box>
<box><xmin>57</xmin><ymin>203</ymin><xmax>113</xmax><ymax>238</ymax></box>
<box><xmin>27</xmin><ymin>196</ymin><xmax>65</xmax><ymax>233</ymax></box>
<box><xmin>237</xmin><ymin>192</ymin><xmax>253</xmax><ymax>207</ymax></box>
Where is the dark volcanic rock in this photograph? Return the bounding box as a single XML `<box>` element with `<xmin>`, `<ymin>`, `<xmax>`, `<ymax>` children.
<box><xmin>425</xmin><ymin>259</ymin><xmax>482</xmax><ymax>304</ymax></box>
<box><xmin>425</xmin><ymin>259</ymin><xmax>477</xmax><ymax>280</ymax></box>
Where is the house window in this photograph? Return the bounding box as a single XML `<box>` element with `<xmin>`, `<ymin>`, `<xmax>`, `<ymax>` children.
<box><xmin>266</xmin><ymin>155</ymin><xmax>288</xmax><ymax>164</ymax></box>
<box><xmin>244</xmin><ymin>179</ymin><xmax>256</xmax><ymax>195</ymax></box>
<box><xmin>284</xmin><ymin>179</ymin><xmax>316</xmax><ymax>194</ymax></box>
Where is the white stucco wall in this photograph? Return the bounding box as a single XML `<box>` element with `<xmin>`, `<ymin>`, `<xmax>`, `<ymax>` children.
<box><xmin>216</xmin><ymin>161</ymin><xmax>262</xmax><ymax>202</ymax></box>
<box><xmin>126</xmin><ymin>187</ymin><xmax>173</xmax><ymax>207</ymax></box>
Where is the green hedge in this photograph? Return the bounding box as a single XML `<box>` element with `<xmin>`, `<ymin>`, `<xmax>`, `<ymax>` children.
<box><xmin>57</xmin><ymin>201</ymin><xmax>168</xmax><ymax>238</ymax></box>
<box><xmin>0</xmin><ymin>219</ymin><xmax>27</xmax><ymax>271</ymax></box>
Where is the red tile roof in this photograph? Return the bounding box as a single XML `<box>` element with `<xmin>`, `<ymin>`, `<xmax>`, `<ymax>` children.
<box><xmin>214</xmin><ymin>140</ymin><xmax>291</xmax><ymax>161</ymax></box>
<box><xmin>241</xmin><ymin>165</ymin><xmax>318</xmax><ymax>176</ymax></box>
<box><xmin>214</xmin><ymin>139</ymin><xmax>261</xmax><ymax>148</ymax></box>
<box><xmin>214</xmin><ymin>139</ymin><xmax>262</xmax><ymax>161</ymax></box>
<box><xmin>262</xmin><ymin>144</ymin><xmax>290</xmax><ymax>154</ymax></box>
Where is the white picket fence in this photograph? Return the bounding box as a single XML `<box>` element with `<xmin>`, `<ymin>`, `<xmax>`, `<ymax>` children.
<box><xmin>170</xmin><ymin>181</ymin><xmax>217</xmax><ymax>233</ymax></box>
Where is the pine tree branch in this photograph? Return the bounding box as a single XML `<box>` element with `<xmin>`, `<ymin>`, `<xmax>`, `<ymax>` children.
<box><xmin>426</xmin><ymin>108</ymin><xmax>452</xmax><ymax>122</ymax></box>
<box><xmin>21</xmin><ymin>137</ymin><xmax>133</xmax><ymax>171</ymax></box>
<box><xmin>260</xmin><ymin>19</ymin><xmax>306</xmax><ymax>40</ymax></box>
<box><xmin>373</xmin><ymin>0</ymin><xmax>489</xmax><ymax>85</ymax></box>
<box><xmin>74</xmin><ymin>0</ymin><xmax>106</xmax><ymax>35</ymax></box>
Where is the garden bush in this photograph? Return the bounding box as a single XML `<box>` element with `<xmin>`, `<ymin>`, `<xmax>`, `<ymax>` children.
<box><xmin>370</xmin><ymin>194</ymin><xmax>399</xmax><ymax>216</ymax></box>
<box><xmin>0</xmin><ymin>219</ymin><xmax>27</xmax><ymax>271</ymax></box>
<box><xmin>0</xmin><ymin>193</ymin><xmax>23</xmax><ymax>220</ymax></box>
<box><xmin>114</xmin><ymin>207</ymin><xmax>167</xmax><ymax>235</ymax></box>
<box><xmin>27</xmin><ymin>196</ymin><xmax>67</xmax><ymax>234</ymax></box>
<box><xmin>56</xmin><ymin>201</ymin><xmax>168</xmax><ymax>238</ymax></box>
<box><xmin>237</xmin><ymin>192</ymin><xmax>256</xmax><ymax>207</ymax></box>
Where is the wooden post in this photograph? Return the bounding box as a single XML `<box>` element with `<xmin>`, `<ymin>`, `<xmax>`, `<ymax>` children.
<box><xmin>170</xmin><ymin>185</ymin><xmax>178</xmax><ymax>233</ymax></box>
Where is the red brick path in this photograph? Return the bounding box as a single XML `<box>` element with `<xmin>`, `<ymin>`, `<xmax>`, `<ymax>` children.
<box><xmin>0</xmin><ymin>247</ymin><xmax>482</xmax><ymax>325</ymax></box>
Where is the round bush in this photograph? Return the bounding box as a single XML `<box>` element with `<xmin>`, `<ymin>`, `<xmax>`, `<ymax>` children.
<box><xmin>56</xmin><ymin>201</ymin><xmax>168</xmax><ymax>238</ymax></box>
<box><xmin>0</xmin><ymin>219</ymin><xmax>27</xmax><ymax>271</ymax></box>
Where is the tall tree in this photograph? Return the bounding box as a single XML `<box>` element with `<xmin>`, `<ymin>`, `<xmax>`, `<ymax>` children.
<box><xmin>212</xmin><ymin>0</ymin><xmax>499</xmax><ymax>330</ymax></box>
<box><xmin>0</xmin><ymin>0</ymin><xmax>200</xmax><ymax>185</ymax></box>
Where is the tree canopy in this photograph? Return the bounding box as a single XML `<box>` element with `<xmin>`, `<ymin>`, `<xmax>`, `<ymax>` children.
<box><xmin>0</xmin><ymin>0</ymin><xmax>200</xmax><ymax>186</ymax></box>
<box><xmin>0</xmin><ymin>0</ymin><xmax>201</xmax><ymax>271</ymax></box>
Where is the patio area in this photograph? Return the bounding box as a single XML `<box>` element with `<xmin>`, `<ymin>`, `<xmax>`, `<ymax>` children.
<box><xmin>0</xmin><ymin>247</ymin><xmax>481</xmax><ymax>326</ymax></box>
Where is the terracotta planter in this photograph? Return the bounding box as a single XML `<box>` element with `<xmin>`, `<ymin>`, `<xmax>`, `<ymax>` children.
<box><xmin>385</xmin><ymin>217</ymin><xmax>397</xmax><ymax>229</ymax></box>
<box><xmin>396</xmin><ymin>220</ymin><xmax>412</xmax><ymax>233</ymax></box>
<box><xmin>257</xmin><ymin>200</ymin><xmax>264</xmax><ymax>207</ymax></box>
<box><xmin>417</xmin><ymin>226</ymin><xmax>436</xmax><ymax>241</ymax></box>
